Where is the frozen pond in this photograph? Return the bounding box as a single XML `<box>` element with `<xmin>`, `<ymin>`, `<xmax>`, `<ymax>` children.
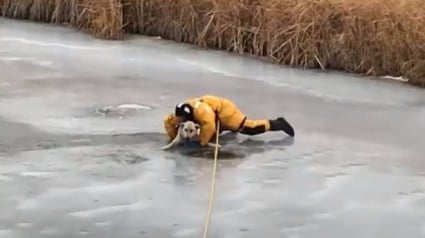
<box><xmin>0</xmin><ymin>18</ymin><xmax>425</xmax><ymax>238</ymax></box>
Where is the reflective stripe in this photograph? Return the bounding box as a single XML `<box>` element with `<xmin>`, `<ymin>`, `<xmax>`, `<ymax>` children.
<box><xmin>194</xmin><ymin>101</ymin><xmax>201</xmax><ymax>109</ymax></box>
<box><xmin>194</xmin><ymin>100</ymin><xmax>213</xmax><ymax>114</ymax></box>
<box><xmin>205</xmin><ymin>106</ymin><xmax>212</xmax><ymax>114</ymax></box>
<box><xmin>184</xmin><ymin>106</ymin><xmax>191</xmax><ymax>114</ymax></box>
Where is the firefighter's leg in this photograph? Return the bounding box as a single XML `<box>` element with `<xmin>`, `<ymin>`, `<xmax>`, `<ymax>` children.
<box><xmin>238</xmin><ymin>119</ymin><xmax>270</xmax><ymax>135</ymax></box>
<box><xmin>217</xmin><ymin>97</ymin><xmax>295</xmax><ymax>137</ymax></box>
<box><xmin>239</xmin><ymin>117</ymin><xmax>295</xmax><ymax>137</ymax></box>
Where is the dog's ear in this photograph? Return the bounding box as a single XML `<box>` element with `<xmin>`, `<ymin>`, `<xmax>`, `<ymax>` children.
<box><xmin>194</xmin><ymin>124</ymin><xmax>200</xmax><ymax>130</ymax></box>
<box><xmin>179</xmin><ymin>122</ymin><xmax>185</xmax><ymax>129</ymax></box>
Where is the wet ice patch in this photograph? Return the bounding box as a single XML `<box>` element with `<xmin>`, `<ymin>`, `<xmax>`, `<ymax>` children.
<box><xmin>279</xmin><ymin>222</ymin><xmax>314</xmax><ymax>233</ymax></box>
<box><xmin>177</xmin><ymin>58</ymin><xmax>240</xmax><ymax>78</ymax></box>
<box><xmin>393</xmin><ymin>189</ymin><xmax>425</xmax><ymax>206</ymax></box>
<box><xmin>40</xmin><ymin>228</ymin><xmax>60</xmax><ymax>235</ymax></box>
<box><xmin>92</xmin><ymin>103</ymin><xmax>152</xmax><ymax>119</ymax></box>
<box><xmin>0</xmin><ymin>56</ymin><xmax>53</xmax><ymax>67</ymax></box>
<box><xmin>0</xmin><ymin>38</ymin><xmax>115</xmax><ymax>51</ymax></box>
<box><xmin>0</xmin><ymin>230</ymin><xmax>14</xmax><ymax>237</ymax></box>
<box><xmin>16</xmin><ymin>222</ymin><xmax>33</xmax><ymax>228</ymax></box>
<box><xmin>107</xmin><ymin>153</ymin><xmax>149</xmax><ymax>165</ymax></box>
<box><xmin>173</xmin><ymin>228</ymin><xmax>198</xmax><ymax>237</ymax></box>
<box><xmin>24</xmin><ymin>72</ymin><xmax>68</xmax><ymax>81</ymax></box>
<box><xmin>20</xmin><ymin>171</ymin><xmax>55</xmax><ymax>178</ymax></box>
<box><xmin>17</xmin><ymin>200</ymin><xmax>38</xmax><ymax>211</ymax></box>
<box><xmin>0</xmin><ymin>174</ymin><xmax>12</xmax><ymax>182</ymax></box>
<box><xmin>185</xmin><ymin>149</ymin><xmax>244</xmax><ymax>160</ymax></box>
<box><xmin>117</xmin><ymin>104</ymin><xmax>151</xmax><ymax>110</ymax></box>
<box><xmin>69</xmin><ymin>201</ymin><xmax>152</xmax><ymax>218</ymax></box>
<box><xmin>219</xmin><ymin>200</ymin><xmax>267</xmax><ymax>216</ymax></box>
<box><xmin>71</xmin><ymin>138</ymin><xmax>92</xmax><ymax>143</ymax></box>
<box><xmin>310</xmin><ymin>172</ymin><xmax>350</xmax><ymax>199</ymax></box>
<box><xmin>94</xmin><ymin>221</ymin><xmax>109</xmax><ymax>227</ymax></box>
<box><xmin>79</xmin><ymin>230</ymin><xmax>90</xmax><ymax>235</ymax></box>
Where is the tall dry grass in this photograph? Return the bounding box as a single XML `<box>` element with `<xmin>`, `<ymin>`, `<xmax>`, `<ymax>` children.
<box><xmin>1</xmin><ymin>0</ymin><xmax>425</xmax><ymax>86</ymax></box>
<box><xmin>122</xmin><ymin>0</ymin><xmax>425</xmax><ymax>86</ymax></box>
<box><xmin>73</xmin><ymin>0</ymin><xmax>124</xmax><ymax>40</ymax></box>
<box><xmin>122</xmin><ymin>0</ymin><xmax>258</xmax><ymax>53</ymax></box>
<box><xmin>0</xmin><ymin>0</ymin><xmax>124</xmax><ymax>39</ymax></box>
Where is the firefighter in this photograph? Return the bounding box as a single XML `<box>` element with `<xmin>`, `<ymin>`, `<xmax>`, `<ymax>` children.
<box><xmin>163</xmin><ymin>95</ymin><xmax>295</xmax><ymax>146</ymax></box>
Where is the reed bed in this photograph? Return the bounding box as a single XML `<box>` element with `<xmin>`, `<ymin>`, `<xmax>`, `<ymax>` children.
<box><xmin>74</xmin><ymin>0</ymin><xmax>124</xmax><ymax>40</ymax></box>
<box><xmin>0</xmin><ymin>0</ymin><xmax>124</xmax><ymax>39</ymax></box>
<box><xmin>122</xmin><ymin>0</ymin><xmax>425</xmax><ymax>86</ymax></box>
<box><xmin>1</xmin><ymin>0</ymin><xmax>425</xmax><ymax>86</ymax></box>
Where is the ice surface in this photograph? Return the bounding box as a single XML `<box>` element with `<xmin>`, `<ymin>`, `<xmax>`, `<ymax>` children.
<box><xmin>1</xmin><ymin>18</ymin><xmax>425</xmax><ymax>238</ymax></box>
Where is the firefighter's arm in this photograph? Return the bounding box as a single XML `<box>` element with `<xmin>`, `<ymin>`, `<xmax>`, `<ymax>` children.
<box><xmin>198</xmin><ymin>110</ymin><xmax>217</xmax><ymax>146</ymax></box>
<box><xmin>163</xmin><ymin>113</ymin><xmax>179</xmax><ymax>140</ymax></box>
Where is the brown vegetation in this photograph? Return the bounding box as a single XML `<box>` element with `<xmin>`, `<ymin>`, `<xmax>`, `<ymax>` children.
<box><xmin>74</xmin><ymin>0</ymin><xmax>124</xmax><ymax>39</ymax></box>
<box><xmin>1</xmin><ymin>0</ymin><xmax>425</xmax><ymax>86</ymax></box>
<box><xmin>0</xmin><ymin>0</ymin><xmax>124</xmax><ymax>39</ymax></box>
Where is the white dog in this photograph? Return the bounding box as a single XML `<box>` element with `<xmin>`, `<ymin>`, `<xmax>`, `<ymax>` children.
<box><xmin>162</xmin><ymin>120</ymin><xmax>222</xmax><ymax>150</ymax></box>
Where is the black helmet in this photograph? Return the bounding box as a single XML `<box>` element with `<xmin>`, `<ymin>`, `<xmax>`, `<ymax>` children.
<box><xmin>175</xmin><ymin>102</ymin><xmax>193</xmax><ymax>121</ymax></box>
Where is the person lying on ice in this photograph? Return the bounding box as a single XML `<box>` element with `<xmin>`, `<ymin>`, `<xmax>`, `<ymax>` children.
<box><xmin>163</xmin><ymin>95</ymin><xmax>295</xmax><ymax>147</ymax></box>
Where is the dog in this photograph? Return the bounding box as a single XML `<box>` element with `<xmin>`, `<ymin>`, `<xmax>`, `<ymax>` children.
<box><xmin>162</xmin><ymin>120</ymin><xmax>222</xmax><ymax>150</ymax></box>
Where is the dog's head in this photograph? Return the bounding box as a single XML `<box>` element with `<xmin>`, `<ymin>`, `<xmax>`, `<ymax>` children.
<box><xmin>179</xmin><ymin>121</ymin><xmax>201</xmax><ymax>141</ymax></box>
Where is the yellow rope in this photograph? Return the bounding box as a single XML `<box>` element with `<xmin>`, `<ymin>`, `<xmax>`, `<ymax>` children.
<box><xmin>202</xmin><ymin>120</ymin><xmax>220</xmax><ymax>238</ymax></box>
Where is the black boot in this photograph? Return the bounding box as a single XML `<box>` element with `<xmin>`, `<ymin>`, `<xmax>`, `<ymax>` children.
<box><xmin>269</xmin><ymin>117</ymin><xmax>295</xmax><ymax>137</ymax></box>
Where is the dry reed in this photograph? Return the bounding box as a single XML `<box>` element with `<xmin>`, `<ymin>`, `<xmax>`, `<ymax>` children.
<box><xmin>51</xmin><ymin>0</ymin><xmax>77</xmax><ymax>24</ymax></box>
<box><xmin>1</xmin><ymin>0</ymin><xmax>425</xmax><ymax>86</ymax></box>
<box><xmin>1</xmin><ymin>0</ymin><xmax>33</xmax><ymax>19</ymax></box>
<box><xmin>73</xmin><ymin>0</ymin><xmax>124</xmax><ymax>40</ymax></box>
<box><xmin>122</xmin><ymin>0</ymin><xmax>425</xmax><ymax>86</ymax></box>
<box><xmin>122</xmin><ymin>0</ymin><xmax>258</xmax><ymax>53</ymax></box>
<box><xmin>0</xmin><ymin>0</ymin><xmax>124</xmax><ymax>39</ymax></box>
